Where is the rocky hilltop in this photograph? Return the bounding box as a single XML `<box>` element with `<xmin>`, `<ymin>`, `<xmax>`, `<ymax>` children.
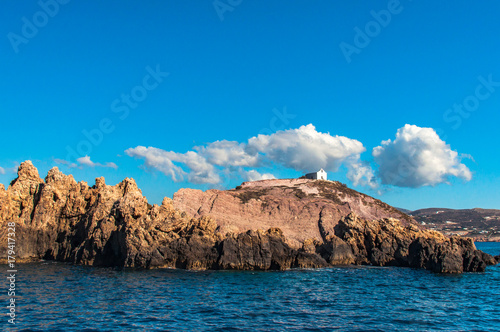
<box><xmin>0</xmin><ymin>161</ymin><xmax>497</xmax><ymax>273</ymax></box>
<box><xmin>173</xmin><ymin>179</ymin><xmax>413</xmax><ymax>249</ymax></box>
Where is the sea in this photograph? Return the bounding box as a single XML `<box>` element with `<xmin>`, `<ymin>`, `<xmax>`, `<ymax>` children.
<box><xmin>3</xmin><ymin>242</ymin><xmax>500</xmax><ymax>331</ymax></box>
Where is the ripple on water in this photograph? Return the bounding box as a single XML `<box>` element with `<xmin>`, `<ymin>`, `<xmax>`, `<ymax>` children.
<box><xmin>4</xmin><ymin>243</ymin><xmax>500</xmax><ymax>331</ymax></box>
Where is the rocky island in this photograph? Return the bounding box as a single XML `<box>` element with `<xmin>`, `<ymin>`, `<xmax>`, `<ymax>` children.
<box><xmin>408</xmin><ymin>208</ymin><xmax>500</xmax><ymax>242</ymax></box>
<box><xmin>0</xmin><ymin>161</ymin><xmax>497</xmax><ymax>273</ymax></box>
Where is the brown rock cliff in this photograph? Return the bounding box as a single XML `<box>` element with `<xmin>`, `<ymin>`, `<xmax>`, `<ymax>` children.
<box><xmin>173</xmin><ymin>179</ymin><xmax>413</xmax><ymax>248</ymax></box>
<box><xmin>0</xmin><ymin>161</ymin><xmax>496</xmax><ymax>273</ymax></box>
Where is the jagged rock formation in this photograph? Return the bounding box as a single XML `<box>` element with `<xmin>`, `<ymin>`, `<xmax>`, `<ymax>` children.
<box><xmin>334</xmin><ymin>214</ymin><xmax>496</xmax><ymax>273</ymax></box>
<box><xmin>0</xmin><ymin>161</ymin><xmax>323</xmax><ymax>270</ymax></box>
<box><xmin>0</xmin><ymin>161</ymin><xmax>496</xmax><ymax>273</ymax></box>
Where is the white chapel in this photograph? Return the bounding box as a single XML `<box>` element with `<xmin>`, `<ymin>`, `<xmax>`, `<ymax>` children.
<box><xmin>304</xmin><ymin>169</ymin><xmax>327</xmax><ymax>180</ymax></box>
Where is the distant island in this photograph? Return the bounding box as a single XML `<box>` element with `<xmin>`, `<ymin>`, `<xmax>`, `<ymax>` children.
<box><xmin>396</xmin><ymin>208</ymin><xmax>500</xmax><ymax>242</ymax></box>
<box><xmin>1</xmin><ymin>161</ymin><xmax>498</xmax><ymax>273</ymax></box>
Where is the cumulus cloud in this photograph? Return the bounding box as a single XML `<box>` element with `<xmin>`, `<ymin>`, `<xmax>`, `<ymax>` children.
<box><xmin>242</xmin><ymin>170</ymin><xmax>276</xmax><ymax>182</ymax></box>
<box><xmin>173</xmin><ymin>151</ymin><xmax>221</xmax><ymax>184</ymax></box>
<box><xmin>196</xmin><ymin>140</ymin><xmax>259</xmax><ymax>167</ymax></box>
<box><xmin>372</xmin><ymin>124</ymin><xmax>472</xmax><ymax>187</ymax></box>
<box><xmin>55</xmin><ymin>156</ymin><xmax>117</xmax><ymax>169</ymax></box>
<box><xmin>247</xmin><ymin>124</ymin><xmax>366</xmax><ymax>172</ymax></box>
<box><xmin>125</xmin><ymin>146</ymin><xmax>220</xmax><ymax>184</ymax></box>
<box><xmin>347</xmin><ymin>160</ymin><xmax>378</xmax><ymax>189</ymax></box>
<box><xmin>124</xmin><ymin>147</ymin><xmax>185</xmax><ymax>181</ymax></box>
<box><xmin>126</xmin><ymin>124</ymin><xmax>370</xmax><ymax>186</ymax></box>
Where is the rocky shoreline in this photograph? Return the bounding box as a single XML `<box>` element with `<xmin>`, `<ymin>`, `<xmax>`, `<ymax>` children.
<box><xmin>0</xmin><ymin>161</ymin><xmax>497</xmax><ymax>273</ymax></box>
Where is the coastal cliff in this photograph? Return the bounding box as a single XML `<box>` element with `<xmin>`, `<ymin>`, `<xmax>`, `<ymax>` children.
<box><xmin>0</xmin><ymin>161</ymin><xmax>496</xmax><ymax>273</ymax></box>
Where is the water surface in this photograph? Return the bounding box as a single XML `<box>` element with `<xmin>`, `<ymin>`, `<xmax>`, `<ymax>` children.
<box><xmin>3</xmin><ymin>243</ymin><xmax>500</xmax><ymax>331</ymax></box>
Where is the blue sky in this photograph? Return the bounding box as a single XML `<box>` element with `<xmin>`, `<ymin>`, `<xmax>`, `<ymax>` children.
<box><xmin>1</xmin><ymin>0</ymin><xmax>499</xmax><ymax>210</ymax></box>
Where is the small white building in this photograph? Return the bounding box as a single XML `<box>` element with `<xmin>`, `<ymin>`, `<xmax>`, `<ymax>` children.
<box><xmin>304</xmin><ymin>168</ymin><xmax>327</xmax><ymax>180</ymax></box>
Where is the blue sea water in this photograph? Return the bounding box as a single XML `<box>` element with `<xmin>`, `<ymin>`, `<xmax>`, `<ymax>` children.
<box><xmin>3</xmin><ymin>243</ymin><xmax>500</xmax><ymax>331</ymax></box>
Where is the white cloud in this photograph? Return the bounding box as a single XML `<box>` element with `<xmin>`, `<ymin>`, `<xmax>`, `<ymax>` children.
<box><xmin>55</xmin><ymin>156</ymin><xmax>118</xmax><ymax>170</ymax></box>
<box><xmin>372</xmin><ymin>124</ymin><xmax>472</xmax><ymax>187</ymax></box>
<box><xmin>242</xmin><ymin>170</ymin><xmax>276</xmax><ymax>182</ymax></box>
<box><xmin>126</xmin><ymin>124</ymin><xmax>374</xmax><ymax>187</ymax></box>
<box><xmin>125</xmin><ymin>147</ymin><xmax>219</xmax><ymax>184</ymax></box>
<box><xmin>124</xmin><ymin>146</ymin><xmax>185</xmax><ymax>181</ymax></box>
<box><xmin>173</xmin><ymin>151</ymin><xmax>220</xmax><ymax>184</ymax></box>
<box><xmin>247</xmin><ymin>124</ymin><xmax>366</xmax><ymax>172</ymax></box>
<box><xmin>0</xmin><ymin>166</ymin><xmax>4</xmax><ymax>175</ymax></box>
<box><xmin>76</xmin><ymin>156</ymin><xmax>118</xmax><ymax>169</ymax></box>
<box><xmin>76</xmin><ymin>156</ymin><xmax>95</xmax><ymax>167</ymax></box>
<box><xmin>196</xmin><ymin>140</ymin><xmax>259</xmax><ymax>167</ymax></box>
<box><xmin>54</xmin><ymin>158</ymin><xmax>78</xmax><ymax>168</ymax></box>
<box><xmin>347</xmin><ymin>160</ymin><xmax>378</xmax><ymax>189</ymax></box>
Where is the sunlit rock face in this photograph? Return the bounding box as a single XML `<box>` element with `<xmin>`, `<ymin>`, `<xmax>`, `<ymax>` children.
<box><xmin>0</xmin><ymin>162</ymin><xmax>495</xmax><ymax>273</ymax></box>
